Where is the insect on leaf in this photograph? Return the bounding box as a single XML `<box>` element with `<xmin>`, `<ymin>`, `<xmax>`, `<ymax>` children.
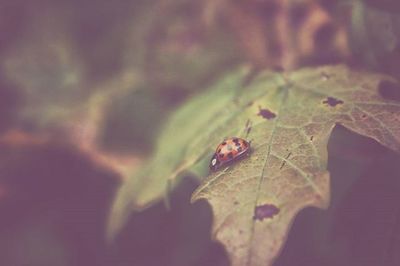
<box><xmin>109</xmin><ymin>65</ymin><xmax>400</xmax><ymax>266</ymax></box>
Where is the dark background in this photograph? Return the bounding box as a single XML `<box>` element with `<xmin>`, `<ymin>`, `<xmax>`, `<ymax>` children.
<box><xmin>1</xmin><ymin>0</ymin><xmax>400</xmax><ymax>265</ymax></box>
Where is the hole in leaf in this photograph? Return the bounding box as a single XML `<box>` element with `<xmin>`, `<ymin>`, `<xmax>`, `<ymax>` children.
<box><xmin>323</xmin><ymin>97</ymin><xmax>344</xmax><ymax>107</ymax></box>
<box><xmin>253</xmin><ymin>204</ymin><xmax>280</xmax><ymax>221</ymax></box>
<box><xmin>257</xmin><ymin>106</ymin><xmax>276</xmax><ymax>120</ymax></box>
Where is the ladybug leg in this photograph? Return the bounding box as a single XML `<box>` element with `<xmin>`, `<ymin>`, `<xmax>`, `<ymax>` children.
<box><xmin>243</xmin><ymin>119</ymin><xmax>253</xmax><ymax>139</ymax></box>
<box><xmin>244</xmin><ymin>144</ymin><xmax>252</xmax><ymax>156</ymax></box>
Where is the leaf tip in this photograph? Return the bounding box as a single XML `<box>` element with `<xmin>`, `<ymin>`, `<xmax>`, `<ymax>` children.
<box><xmin>190</xmin><ymin>191</ymin><xmax>202</xmax><ymax>204</ymax></box>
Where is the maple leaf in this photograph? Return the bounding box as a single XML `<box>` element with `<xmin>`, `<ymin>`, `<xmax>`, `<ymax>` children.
<box><xmin>108</xmin><ymin>65</ymin><xmax>400</xmax><ymax>266</ymax></box>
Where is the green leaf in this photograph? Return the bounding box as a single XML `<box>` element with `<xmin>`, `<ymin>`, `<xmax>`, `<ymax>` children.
<box><xmin>108</xmin><ymin>66</ymin><xmax>257</xmax><ymax>236</ymax></box>
<box><xmin>109</xmin><ymin>65</ymin><xmax>400</xmax><ymax>265</ymax></box>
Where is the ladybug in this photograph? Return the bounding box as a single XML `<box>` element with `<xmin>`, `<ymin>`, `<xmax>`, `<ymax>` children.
<box><xmin>209</xmin><ymin>137</ymin><xmax>251</xmax><ymax>171</ymax></box>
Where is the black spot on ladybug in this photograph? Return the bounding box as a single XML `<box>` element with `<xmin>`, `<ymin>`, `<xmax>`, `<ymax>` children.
<box><xmin>253</xmin><ymin>204</ymin><xmax>280</xmax><ymax>221</ymax></box>
<box><xmin>221</xmin><ymin>141</ymin><xmax>227</xmax><ymax>146</ymax></box>
<box><xmin>219</xmin><ymin>153</ymin><xmax>224</xmax><ymax>158</ymax></box>
<box><xmin>323</xmin><ymin>97</ymin><xmax>343</xmax><ymax>107</ymax></box>
<box><xmin>233</xmin><ymin>138</ymin><xmax>240</xmax><ymax>144</ymax></box>
<box><xmin>378</xmin><ymin>80</ymin><xmax>400</xmax><ymax>101</ymax></box>
<box><xmin>237</xmin><ymin>147</ymin><xmax>243</xmax><ymax>152</ymax></box>
<box><xmin>257</xmin><ymin>106</ymin><xmax>276</xmax><ymax>120</ymax></box>
<box><xmin>227</xmin><ymin>152</ymin><xmax>234</xmax><ymax>159</ymax></box>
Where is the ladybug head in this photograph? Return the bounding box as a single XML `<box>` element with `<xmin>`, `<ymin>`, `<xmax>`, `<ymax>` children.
<box><xmin>209</xmin><ymin>153</ymin><xmax>220</xmax><ymax>171</ymax></box>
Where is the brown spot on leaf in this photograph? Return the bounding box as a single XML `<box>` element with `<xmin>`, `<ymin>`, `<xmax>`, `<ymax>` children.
<box><xmin>378</xmin><ymin>80</ymin><xmax>400</xmax><ymax>101</ymax></box>
<box><xmin>323</xmin><ymin>97</ymin><xmax>343</xmax><ymax>107</ymax></box>
<box><xmin>253</xmin><ymin>204</ymin><xmax>280</xmax><ymax>221</ymax></box>
<box><xmin>257</xmin><ymin>106</ymin><xmax>276</xmax><ymax>120</ymax></box>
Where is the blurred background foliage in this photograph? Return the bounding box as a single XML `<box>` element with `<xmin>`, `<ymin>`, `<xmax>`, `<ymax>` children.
<box><xmin>0</xmin><ymin>0</ymin><xmax>400</xmax><ymax>265</ymax></box>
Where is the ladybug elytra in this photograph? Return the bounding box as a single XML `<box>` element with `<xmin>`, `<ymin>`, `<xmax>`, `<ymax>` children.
<box><xmin>209</xmin><ymin>137</ymin><xmax>251</xmax><ymax>171</ymax></box>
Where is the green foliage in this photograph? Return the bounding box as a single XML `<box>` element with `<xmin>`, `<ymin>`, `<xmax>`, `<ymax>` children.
<box><xmin>109</xmin><ymin>65</ymin><xmax>400</xmax><ymax>266</ymax></box>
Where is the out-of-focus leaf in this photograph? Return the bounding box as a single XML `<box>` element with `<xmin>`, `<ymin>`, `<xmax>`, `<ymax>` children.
<box><xmin>203</xmin><ymin>0</ymin><xmax>350</xmax><ymax>69</ymax></box>
<box><xmin>363</xmin><ymin>0</ymin><xmax>400</xmax><ymax>13</ymax></box>
<box><xmin>141</xmin><ymin>0</ymin><xmax>241</xmax><ymax>96</ymax></box>
<box><xmin>109</xmin><ymin>65</ymin><xmax>400</xmax><ymax>266</ymax></box>
<box><xmin>108</xmin><ymin>66</ymin><xmax>253</xmax><ymax>237</ymax></box>
<box><xmin>350</xmin><ymin>0</ymin><xmax>400</xmax><ymax>71</ymax></box>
